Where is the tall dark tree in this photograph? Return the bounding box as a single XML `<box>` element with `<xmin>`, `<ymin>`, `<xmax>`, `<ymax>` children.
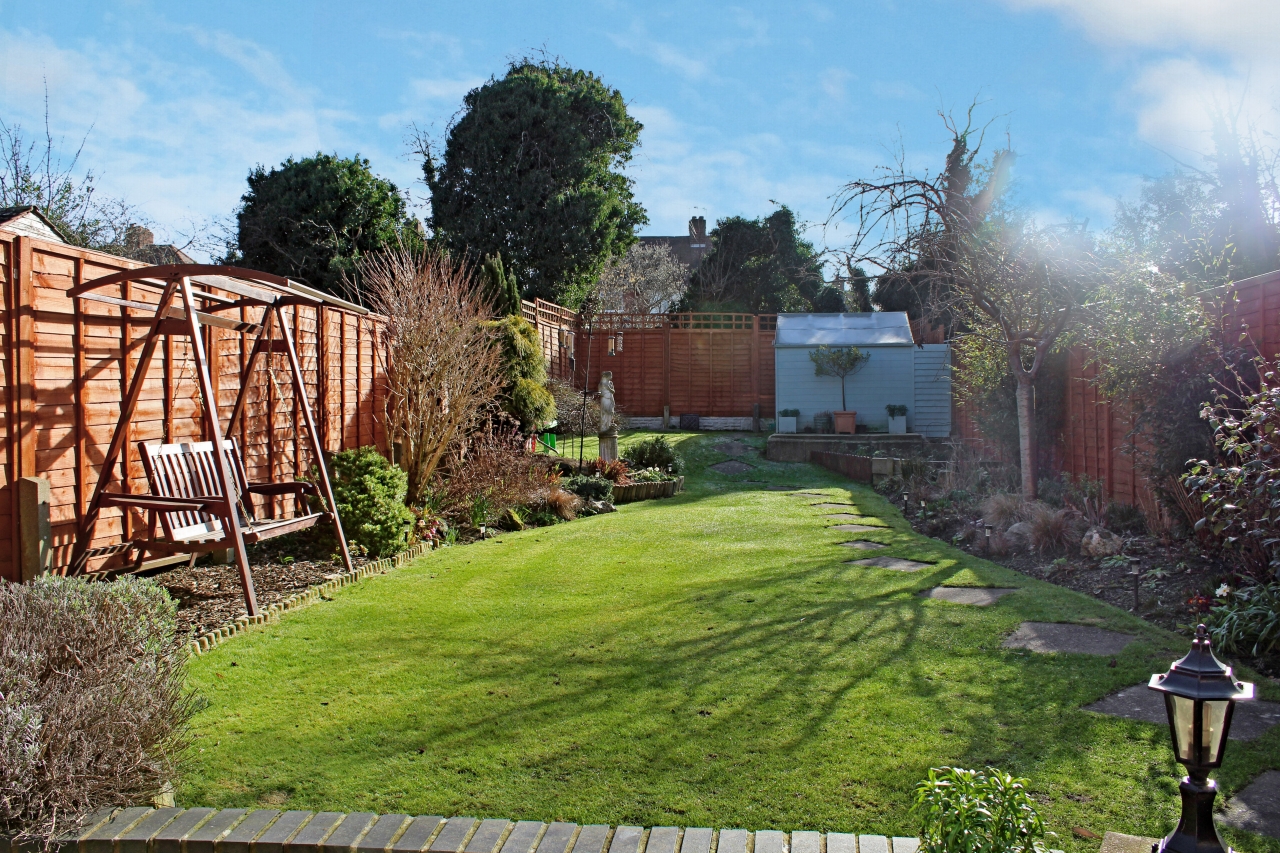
<box><xmin>423</xmin><ymin>59</ymin><xmax>646</xmax><ymax>307</ymax></box>
<box><xmin>231</xmin><ymin>153</ymin><xmax>413</xmax><ymax>298</ymax></box>
<box><xmin>682</xmin><ymin>206</ymin><xmax>840</xmax><ymax>312</ymax></box>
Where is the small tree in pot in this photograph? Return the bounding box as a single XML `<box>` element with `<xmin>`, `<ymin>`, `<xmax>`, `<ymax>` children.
<box><xmin>809</xmin><ymin>345</ymin><xmax>870</xmax><ymax>433</ymax></box>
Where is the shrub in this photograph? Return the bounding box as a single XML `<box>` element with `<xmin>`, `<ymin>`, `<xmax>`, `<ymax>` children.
<box><xmin>778</xmin><ymin>408</ymin><xmax>799</xmax><ymax>418</ymax></box>
<box><xmin>329</xmin><ymin>446</ymin><xmax>414</xmax><ymax>557</ymax></box>
<box><xmin>1207</xmin><ymin>581</ymin><xmax>1280</xmax><ymax>660</ymax></box>
<box><xmin>433</xmin><ymin>428</ymin><xmax>556</xmax><ymax>530</ymax></box>
<box><xmin>1062</xmin><ymin>473</ymin><xmax>1107</xmax><ymax>528</ymax></box>
<box><xmin>1106</xmin><ymin>502</ymin><xmax>1147</xmax><ymax>535</ymax></box>
<box><xmin>545</xmin><ymin>487</ymin><xmax>583</xmax><ymax>520</ymax></box>
<box><xmin>0</xmin><ymin>576</ymin><xmax>192</xmax><ymax>846</ymax></box>
<box><xmin>486</xmin><ymin>315</ymin><xmax>556</xmax><ymax>432</ymax></box>
<box><xmin>982</xmin><ymin>493</ymin><xmax>1027</xmax><ymax>529</ymax></box>
<box><xmin>630</xmin><ymin>467</ymin><xmax>677</xmax><ymax>483</ymax></box>
<box><xmin>1185</xmin><ymin>361</ymin><xmax>1280</xmax><ymax>578</ymax></box>
<box><xmin>914</xmin><ymin>766</ymin><xmax>1050</xmax><ymax>853</ymax></box>
<box><xmin>590</xmin><ymin>457</ymin><xmax>631</xmax><ymax>484</ymax></box>
<box><xmin>624</xmin><ymin>435</ymin><xmax>685</xmax><ymax>475</ymax></box>
<box><xmin>564</xmin><ymin>474</ymin><xmax>613</xmax><ymax>503</ymax></box>
<box><xmin>1026</xmin><ymin>504</ymin><xmax>1078</xmax><ymax>555</ymax></box>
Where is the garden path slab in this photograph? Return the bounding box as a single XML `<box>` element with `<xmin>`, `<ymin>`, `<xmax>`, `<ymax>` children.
<box><xmin>1085</xmin><ymin>683</ymin><xmax>1280</xmax><ymax>741</ymax></box>
<box><xmin>812</xmin><ymin>503</ymin><xmax>859</xmax><ymax>510</ymax></box>
<box><xmin>828</xmin><ymin>524</ymin><xmax>885</xmax><ymax>533</ymax></box>
<box><xmin>765</xmin><ymin>485</ymin><xmax>799</xmax><ymax>491</ymax></box>
<box><xmin>1222</xmin><ymin>770</ymin><xmax>1280</xmax><ymax>839</ymax></box>
<box><xmin>839</xmin><ymin>541</ymin><xmax>887</xmax><ymax>550</ymax></box>
<box><xmin>848</xmin><ymin>556</ymin><xmax>935</xmax><ymax>572</ymax></box>
<box><xmin>713</xmin><ymin>441</ymin><xmax>754</xmax><ymax>456</ymax></box>
<box><xmin>790</xmin><ymin>491</ymin><xmax>827</xmax><ymax>497</ymax></box>
<box><xmin>825</xmin><ymin>513</ymin><xmax>867</xmax><ymax>522</ymax></box>
<box><xmin>1002</xmin><ymin>622</ymin><xmax>1135</xmax><ymax>655</ymax></box>
<box><xmin>709</xmin><ymin>460</ymin><xmax>755</xmax><ymax>475</ymax></box>
<box><xmin>920</xmin><ymin>587</ymin><xmax>1018</xmax><ymax>606</ymax></box>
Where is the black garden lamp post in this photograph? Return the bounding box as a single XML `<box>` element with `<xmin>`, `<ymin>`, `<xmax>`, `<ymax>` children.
<box><xmin>1148</xmin><ymin>624</ymin><xmax>1255</xmax><ymax>853</ymax></box>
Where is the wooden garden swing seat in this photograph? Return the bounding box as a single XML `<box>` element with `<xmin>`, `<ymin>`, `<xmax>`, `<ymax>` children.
<box><xmin>136</xmin><ymin>439</ymin><xmax>325</xmax><ymax>553</ymax></box>
<box><xmin>67</xmin><ymin>264</ymin><xmax>360</xmax><ymax>617</ymax></box>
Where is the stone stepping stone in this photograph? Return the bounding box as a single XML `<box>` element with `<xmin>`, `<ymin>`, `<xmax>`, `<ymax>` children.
<box><xmin>839</xmin><ymin>541</ymin><xmax>887</xmax><ymax>550</ymax></box>
<box><xmin>713</xmin><ymin>441</ymin><xmax>753</xmax><ymax>456</ymax></box>
<box><xmin>920</xmin><ymin>587</ymin><xmax>1017</xmax><ymax>606</ymax></box>
<box><xmin>790</xmin><ymin>491</ymin><xmax>827</xmax><ymax>497</ymax></box>
<box><xmin>825</xmin><ymin>513</ymin><xmax>868</xmax><ymax>522</ymax></box>
<box><xmin>709</xmin><ymin>460</ymin><xmax>754</xmax><ymax>475</ymax></box>
<box><xmin>848</xmin><ymin>556</ymin><xmax>935</xmax><ymax>572</ymax></box>
<box><xmin>1085</xmin><ymin>683</ymin><xmax>1280</xmax><ymax>741</ymax></box>
<box><xmin>1223</xmin><ymin>770</ymin><xmax>1280</xmax><ymax>839</ymax></box>
<box><xmin>1002</xmin><ymin>622</ymin><xmax>1136</xmax><ymax>655</ymax></box>
<box><xmin>829</xmin><ymin>524</ymin><xmax>884</xmax><ymax>533</ymax></box>
<box><xmin>813</xmin><ymin>503</ymin><xmax>859</xmax><ymax>510</ymax></box>
<box><xmin>765</xmin><ymin>485</ymin><xmax>799</xmax><ymax>491</ymax></box>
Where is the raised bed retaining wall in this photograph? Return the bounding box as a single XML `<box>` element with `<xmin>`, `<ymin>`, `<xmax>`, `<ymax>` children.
<box><xmin>765</xmin><ymin>434</ymin><xmax>926</xmax><ymax>464</ymax></box>
<box><xmin>809</xmin><ymin>451</ymin><xmax>901</xmax><ymax>486</ymax></box>
<box><xmin>611</xmin><ymin>477</ymin><xmax>684</xmax><ymax>504</ymax></box>
<box><xmin>21</xmin><ymin>807</ymin><xmax>922</xmax><ymax>853</ymax></box>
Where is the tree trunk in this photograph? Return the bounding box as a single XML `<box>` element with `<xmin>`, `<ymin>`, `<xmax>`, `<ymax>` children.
<box><xmin>1015</xmin><ymin>375</ymin><xmax>1037</xmax><ymax>499</ymax></box>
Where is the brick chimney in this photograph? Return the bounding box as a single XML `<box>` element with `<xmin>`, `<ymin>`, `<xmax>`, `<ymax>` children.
<box><xmin>689</xmin><ymin>216</ymin><xmax>707</xmax><ymax>246</ymax></box>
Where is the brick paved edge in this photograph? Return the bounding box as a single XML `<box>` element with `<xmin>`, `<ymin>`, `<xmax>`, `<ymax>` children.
<box><xmin>186</xmin><ymin>541</ymin><xmax>436</xmax><ymax>659</ymax></box>
<box><xmin>0</xmin><ymin>807</ymin><xmax>923</xmax><ymax>853</ymax></box>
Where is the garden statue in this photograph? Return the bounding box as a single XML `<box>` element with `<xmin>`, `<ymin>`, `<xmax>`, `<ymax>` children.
<box><xmin>598</xmin><ymin>371</ymin><xmax>619</xmax><ymax>462</ymax></box>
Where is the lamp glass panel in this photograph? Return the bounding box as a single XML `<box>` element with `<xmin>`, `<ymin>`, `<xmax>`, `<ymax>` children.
<box><xmin>1169</xmin><ymin>694</ymin><xmax>1195</xmax><ymax>761</ymax></box>
<box><xmin>1203</xmin><ymin>700</ymin><xmax>1229</xmax><ymax>764</ymax></box>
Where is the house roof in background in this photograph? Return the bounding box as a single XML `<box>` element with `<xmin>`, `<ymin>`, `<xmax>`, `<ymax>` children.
<box><xmin>774</xmin><ymin>312</ymin><xmax>914</xmax><ymax>347</ymax></box>
<box><xmin>0</xmin><ymin>206</ymin><xmax>70</xmax><ymax>243</ymax></box>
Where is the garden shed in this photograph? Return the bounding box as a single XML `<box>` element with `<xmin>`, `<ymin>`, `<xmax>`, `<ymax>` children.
<box><xmin>773</xmin><ymin>312</ymin><xmax>951</xmax><ymax>437</ymax></box>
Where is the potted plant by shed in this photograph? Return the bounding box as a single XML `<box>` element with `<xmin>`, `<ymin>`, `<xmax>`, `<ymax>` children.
<box><xmin>777</xmin><ymin>408</ymin><xmax>799</xmax><ymax>434</ymax></box>
<box><xmin>886</xmin><ymin>404</ymin><xmax>908</xmax><ymax>434</ymax></box>
<box><xmin>809</xmin><ymin>344</ymin><xmax>870</xmax><ymax>434</ymax></box>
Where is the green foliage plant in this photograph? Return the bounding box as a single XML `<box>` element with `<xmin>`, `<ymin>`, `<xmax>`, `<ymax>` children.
<box><xmin>424</xmin><ymin>58</ymin><xmax>646</xmax><ymax>306</ymax></box>
<box><xmin>886</xmin><ymin>404</ymin><xmax>908</xmax><ymax>418</ymax></box>
<box><xmin>485</xmin><ymin>314</ymin><xmax>556</xmax><ymax>432</ymax></box>
<box><xmin>328</xmin><ymin>446</ymin><xmax>414</xmax><ymax>557</ymax></box>
<box><xmin>563</xmin><ymin>474</ymin><xmax>613</xmax><ymax>503</ymax></box>
<box><xmin>809</xmin><ymin>345</ymin><xmax>870</xmax><ymax>411</ymax></box>
<box><xmin>1207</xmin><ymin>581</ymin><xmax>1280</xmax><ymax>660</ymax></box>
<box><xmin>778</xmin><ymin>408</ymin><xmax>800</xmax><ymax>418</ymax></box>
<box><xmin>914</xmin><ymin>766</ymin><xmax>1049</xmax><ymax>853</ymax></box>
<box><xmin>231</xmin><ymin>154</ymin><xmax>415</xmax><ymax>297</ymax></box>
<box><xmin>482</xmin><ymin>252</ymin><xmax>522</xmax><ymax>316</ymax></box>
<box><xmin>623</xmin><ymin>434</ymin><xmax>685</xmax><ymax>474</ymax></box>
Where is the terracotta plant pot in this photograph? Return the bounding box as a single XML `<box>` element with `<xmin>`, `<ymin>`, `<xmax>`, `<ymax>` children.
<box><xmin>833</xmin><ymin>411</ymin><xmax>857</xmax><ymax>434</ymax></box>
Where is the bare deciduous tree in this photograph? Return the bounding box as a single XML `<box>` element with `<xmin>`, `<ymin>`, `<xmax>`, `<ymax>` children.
<box><xmin>831</xmin><ymin>107</ymin><xmax>1093</xmax><ymax>498</ymax></box>
<box><xmin>363</xmin><ymin>244</ymin><xmax>503</xmax><ymax>505</ymax></box>
<box><xmin>595</xmin><ymin>242</ymin><xmax>690</xmax><ymax>313</ymax></box>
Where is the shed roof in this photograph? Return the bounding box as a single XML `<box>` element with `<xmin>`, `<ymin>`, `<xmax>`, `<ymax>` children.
<box><xmin>0</xmin><ymin>206</ymin><xmax>69</xmax><ymax>243</ymax></box>
<box><xmin>774</xmin><ymin>312</ymin><xmax>914</xmax><ymax>347</ymax></box>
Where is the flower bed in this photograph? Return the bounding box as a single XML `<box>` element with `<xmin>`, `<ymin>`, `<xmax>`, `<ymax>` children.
<box><xmin>612</xmin><ymin>476</ymin><xmax>684</xmax><ymax>503</ymax></box>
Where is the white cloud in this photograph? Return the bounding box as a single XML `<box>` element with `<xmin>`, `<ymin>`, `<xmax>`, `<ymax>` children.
<box><xmin>1001</xmin><ymin>0</ymin><xmax>1280</xmax><ymax>169</ymax></box>
<box><xmin>609</xmin><ymin>25</ymin><xmax>709</xmax><ymax>80</ymax></box>
<box><xmin>0</xmin><ymin>27</ymin><xmax>398</xmax><ymax>260</ymax></box>
<box><xmin>821</xmin><ymin>68</ymin><xmax>852</xmax><ymax>100</ymax></box>
<box><xmin>410</xmin><ymin>77</ymin><xmax>485</xmax><ymax>101</ymax></box>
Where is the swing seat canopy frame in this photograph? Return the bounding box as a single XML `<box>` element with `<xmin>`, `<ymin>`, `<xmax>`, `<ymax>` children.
<box><xmin>67</xmin><ymin>264</ymin><xmax>366</xmax><ymax>617</ymax></box>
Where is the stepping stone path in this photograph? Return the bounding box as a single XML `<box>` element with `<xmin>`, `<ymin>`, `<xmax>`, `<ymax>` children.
<box><xmin>839</xmin><ymin>541</ymin><xmax>887</xmax><ymax>550</ymax></box>
<box><xmin>1002</xmin><ymin>622</ymin><xmax>1135</xmax><ymax>655</ymax></box>
<box><xmin>790</xmin><ymin>491</ymin><xmax>827</xmax><ymax>497</ymax></box>
<box><xmin>812</xmin><ymin>503</ymin><xmax>859</xmax><ymax>510</ymax></box>
<box><xmin>709</xmin><ymin>460</ymin><xmax>754</xmax><ymax>475</ymax></box>
<box><xmin>40</xmin><ymin>808</ymin><xmax>924</xmax><ymax>853</ymax></box>
<box><xmin>1223</xmin><ymin>770</ymin><xmax>1280</xmax><ymax>839</ymax></box>
<box><xmin>825</xmin><ymin>513</ymin><xmax>866</xmax><ymax>522</ymax></box>
<box><xmin>765</xmin><ymin>485</ymin><xmax>799</xmax><ymax>491</ymax></box>
<box><xmin>848</xmin><ymin>556</ymin><xmax>935</xmax><ymax>572</ymax></box>
<box><xmin>713</xmin><ymin>440</ymin><xmax>754</xmax><ymax>456</ymax></box>
<box><xmin>1085</xmin><ymin>683</ymin><xmax>1280</xmax><ymax>741</ymax></box>
<box><xmin>920</xmin><ymin>587</ymin><xmax>1018</xmax><ymax>606</ymax></box>
<box><xmin>829</xmin><ymin>523</ymin><xmax>885</xmax><ymax>533</ymax></box>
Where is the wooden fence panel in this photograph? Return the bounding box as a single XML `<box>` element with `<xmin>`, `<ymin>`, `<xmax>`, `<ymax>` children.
<box><xmin>0</xmin><ymin>233</ymin><xmax>388</xmax><ymax>581</ymax></box>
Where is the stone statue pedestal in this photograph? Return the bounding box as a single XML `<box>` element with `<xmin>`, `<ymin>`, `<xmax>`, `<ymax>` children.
<box><xmin>599</xmin><ymin>430</ymin><xmax>619</xmax><ymax>463</ymax></box>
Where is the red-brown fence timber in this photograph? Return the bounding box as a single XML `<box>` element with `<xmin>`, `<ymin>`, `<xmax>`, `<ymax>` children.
<box><xmin>0</xmin><ymin>233</ymin><xmax>388</xmax><ymax>582</ymax></box>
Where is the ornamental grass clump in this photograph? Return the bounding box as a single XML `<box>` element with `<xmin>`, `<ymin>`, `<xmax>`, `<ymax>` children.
<box><xmin>914</xmin><ymin>766</ymin><xmax>1050</xmax><ymax>853</ymax></box>
<box><xmin>0</xmin><ymin>576</ymin><xmax>192</xmax><ymax>848</ymax></box>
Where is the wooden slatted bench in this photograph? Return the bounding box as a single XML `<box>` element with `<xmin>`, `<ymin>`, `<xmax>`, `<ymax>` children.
<box><xmin>138</xmin><ymin>439</ymin><xmax>325</xmax><ymax>555</ymax></box>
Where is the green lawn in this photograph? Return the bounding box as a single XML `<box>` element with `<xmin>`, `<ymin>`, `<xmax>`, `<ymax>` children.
<box><xmin>182</xmin><ymin>432</ymin><xmax>1280</xmax><ymax>852</ymax></box>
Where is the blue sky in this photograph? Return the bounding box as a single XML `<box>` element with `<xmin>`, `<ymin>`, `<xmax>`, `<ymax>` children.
<box><xmin>2</xmin><ymin>1</ymin><xmax>1276</xmax><ymax>261</ymax></box>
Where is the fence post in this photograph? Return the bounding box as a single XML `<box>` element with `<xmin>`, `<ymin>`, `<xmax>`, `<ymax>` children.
<box><xmin>18</xmin><ymin>476</ymin><xmax>50</xmax><ymax>581</ymax></box>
